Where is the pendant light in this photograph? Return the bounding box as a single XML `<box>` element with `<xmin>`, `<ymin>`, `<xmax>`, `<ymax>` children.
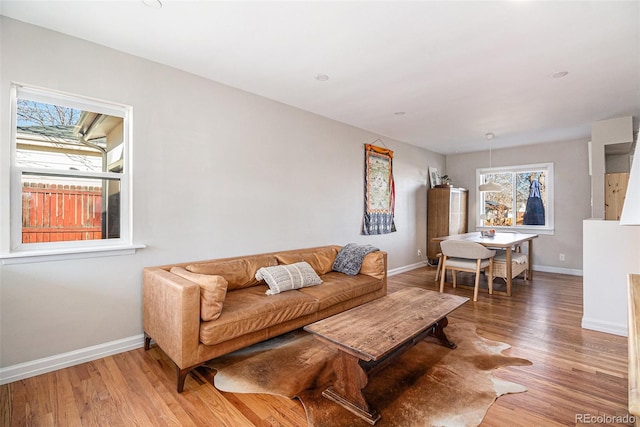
<box><xmin>478</xmin><ymin>132</ymin><xmax>503</xmax><ymax>192</ymax></box>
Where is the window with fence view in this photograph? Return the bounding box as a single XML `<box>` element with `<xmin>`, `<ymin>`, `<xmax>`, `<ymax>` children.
<box><xmin>13</xmin><ymin>85</ymin><xmax>127</xmax><ymax>247</ymax></box>
<box><xmin>22</xmin><ymin>182</ymin><xmax>103</xmax><ymax>243</ymax></box>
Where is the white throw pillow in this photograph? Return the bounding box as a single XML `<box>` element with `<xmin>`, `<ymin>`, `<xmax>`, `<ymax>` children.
<box><xmin>255</xmin><ymin>262</ymin><xmax>323</xmax><ymax>295</ymax></box>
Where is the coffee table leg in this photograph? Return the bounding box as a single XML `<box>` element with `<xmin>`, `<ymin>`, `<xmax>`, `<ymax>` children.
<box><xmin>323</xmin><ymin>351</ymin><xmax>380</xmax><ymax>425</ymax></box>
<box><xmin>434</xmin><ymin>317</ymin><xmax>457</xmax><ymax>349</ymax></box>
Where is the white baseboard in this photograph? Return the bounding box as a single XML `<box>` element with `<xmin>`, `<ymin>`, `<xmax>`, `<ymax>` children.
<box><xmin>388</xmin><ymin>262</ymin><xmax>428</xmax><ymax>276</ymax></box>
<box><xmin>533</xmin><ymin>264</ymin><xmax>583</xmax><ymax>276</ymax></box>
<box><xmin>389</xmin><ymin>262</ymin><xmax>583</xmax><ymax>277</ymax></box>
<box><xmin>0</xmin><ymin>334</ymin><xmax>145</xmax><ymax>385</ymax></box>
<box><xmin>581</xmin><ymin>317</ymin><xmax>628</xmax><ymax>337</ymax></box>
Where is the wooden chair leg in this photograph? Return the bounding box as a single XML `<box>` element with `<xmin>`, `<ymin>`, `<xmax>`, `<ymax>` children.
<box><xmin>452</xmin><ymin>270</ymin><xmax>457</xmax><ymax>288</ymax></box>
<box><xmin>439</xmin><ymin>256</ymin><xmax>447</xmax><ymax>293</ymax></box>
<box><xmin>473</xmin><ymin>260</ymin><xmax>481</xmax><ymax>302</ymax></box>
<box><xmin>488</xmin><ymin>259</ymin><xmax>494</xmax><ymax>295</ymax></box>
<box><xmin>435</xmin><ymin>253</ymin><xmax>443</xmax><ymax>282</ymax></box>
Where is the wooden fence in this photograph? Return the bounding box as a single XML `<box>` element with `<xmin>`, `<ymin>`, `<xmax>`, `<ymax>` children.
<box><xmin>22</xmin><ymin>182</ymin><xmax>103</xmax><ymax>243</ymax></box>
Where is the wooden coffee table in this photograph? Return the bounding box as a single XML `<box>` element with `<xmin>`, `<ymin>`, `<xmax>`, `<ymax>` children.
<box><xmin>304</xmin><ymin>288</ymin><xmax>468</xmax><ymax>424</ymax></box>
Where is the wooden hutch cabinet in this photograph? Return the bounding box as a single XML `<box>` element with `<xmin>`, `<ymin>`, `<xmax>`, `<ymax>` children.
<box><xmin>427</xmin><ymin>186</ymin><xmax>468</xmax><ymax>261</ymax></box>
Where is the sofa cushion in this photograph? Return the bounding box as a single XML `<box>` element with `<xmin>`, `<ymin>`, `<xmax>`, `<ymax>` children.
<box><xmin>298</xmin><ymin>271</ymin><xmax>384</xmax><ymax>311</ymax></box>
<box><xmin>256</xmin><ymin>262</ymin><xmax>323</xmax><ymax>295</ymax></box>
<box><xmin>186</xmin><ymin>254</ymin><xmax>278</xmax><ymax>291</ymax></box>
<box><xmin>199</xmin><ymin>285</ymin><xmax>319</xmax><ymax>346</ymax></box>
<box><xmin>275</xmin><ymin>247</ymin><xmax>338</xmax><ymax>275</ymax></box>
<box><xmin>359</xmin><ymin>251</ymin><xmax>386</xmax><ymax>279</ymax></box>
<box><xmin>169</xmin><ymin>267</ymin><xmax>228</xmax><ymax>321</ymax></box>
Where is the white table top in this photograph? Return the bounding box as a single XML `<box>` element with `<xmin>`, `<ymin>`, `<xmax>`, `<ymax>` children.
<box><xmin>433</xmin><ymin>232</ymin><xmax>538</xmax><ymax>248</ymax></box>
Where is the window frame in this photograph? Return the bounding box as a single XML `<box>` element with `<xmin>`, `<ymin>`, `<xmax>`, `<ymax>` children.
<box><xmin>476</xmin><ymin>162</ymin><xmax>554</xmax><ymax>235</ymax></box>
<box><xmin>1</xmin><ymin>84</ymin><xmax>142</xmax><ymax>264</ymax></box>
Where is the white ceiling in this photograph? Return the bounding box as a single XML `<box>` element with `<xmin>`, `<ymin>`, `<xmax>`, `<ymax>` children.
<box><xmin>2</xmin><ymin>0</ymin><xmax>639</xmax><ymax>154</ymax></box>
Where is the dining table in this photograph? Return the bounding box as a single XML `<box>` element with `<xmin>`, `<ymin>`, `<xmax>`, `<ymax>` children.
<box><xmin>431</xmin><ymin>232</ymin><xmax>538</xmax><ymax>297</ymax></box>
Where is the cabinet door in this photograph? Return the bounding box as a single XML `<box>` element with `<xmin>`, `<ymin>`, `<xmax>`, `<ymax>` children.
<box><xmin>449</xmin><ymin>189</ymin><xmax>466</xmax><ymax>234</ymax></box>
<box><xmin>427</xmin><ymin>187</ymin><xmax>468</xmax><ymax>259</ymax></box>
<box><xmin>427</xmin><ymin>188</ymin><xmax>450</xmax><ymax>259</ymax></box>
<box><xmin>458</xmin><ymin>190</ymin><xmax>468</xmax><ymax>234</ymax></box>
<box><xmin>449</xmin><ymin>190</ymin><xmax>459</xmax><ymax>235</ymax></box>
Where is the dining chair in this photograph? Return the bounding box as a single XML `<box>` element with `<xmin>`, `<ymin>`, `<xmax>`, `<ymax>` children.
<box><xmin>439</xmin><ymin>240</ymin><xmax>496</xmax><ymax>302</ymax></box>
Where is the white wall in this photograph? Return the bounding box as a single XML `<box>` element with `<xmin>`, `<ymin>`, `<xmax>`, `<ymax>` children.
<box><xmin>583</xmin><ymin>219</ymin><xmax>640</xmax><ymax>336</ymax></box>
<box><xmin>445</xmin><ymin>139</ymin><xmax>591</xmax><ymax>274</ymax></box>
<box><xmin>0</xmin><ymin>18</ymin><xmax>444</xmax><ymax>372</ymax></box>
<box><xmin>581</xmin><ymin>117</ymin><xmax>639</xmax><ymax>336</ymax></box>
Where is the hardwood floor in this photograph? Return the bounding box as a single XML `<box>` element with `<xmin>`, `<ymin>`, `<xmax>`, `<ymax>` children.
<box><xmin>3</xmin><ymin>266</ymin><xmax>631</xmax><ymax>426</ymax></box>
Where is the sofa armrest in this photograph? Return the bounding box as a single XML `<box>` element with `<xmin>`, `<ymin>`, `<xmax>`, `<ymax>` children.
<box><xmin>143</xmin><ymin>267</ymin><xmax>201</xmax><ymax>368</ymax></box>
<box><xmin>360</xmin><ymin>251</ymin><xmax>388</xmax><ymax>280</ymax></box>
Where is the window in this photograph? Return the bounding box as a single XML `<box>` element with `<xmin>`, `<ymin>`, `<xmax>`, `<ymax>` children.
<box><xmin>2</xmin><ymin>84</ymin><xmax>138</xmax><ymax>262</ymax></box>
<box><xmin>476</xmin><ymin>163</ymin><xmax>554</xmax><ymax>234</ymax></box>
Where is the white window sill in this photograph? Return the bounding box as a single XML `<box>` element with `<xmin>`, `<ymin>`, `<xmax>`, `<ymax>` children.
<box><xmin>1</xmin><ymin>244</ymin><xmax>146</xmax><ymax>265</ymax></box>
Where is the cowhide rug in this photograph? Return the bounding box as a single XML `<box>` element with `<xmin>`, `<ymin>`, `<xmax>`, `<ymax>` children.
<box><xmin>205</xmin><ymin>322</ymin><xmax>531</xmax><ymax>427</ymax></box>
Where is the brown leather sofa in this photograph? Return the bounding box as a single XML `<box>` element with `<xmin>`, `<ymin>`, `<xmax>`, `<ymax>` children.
<box><xmin>143</xmin><ymin>245</ymin><xmax>387</xmax><ymax>392</ymax></box>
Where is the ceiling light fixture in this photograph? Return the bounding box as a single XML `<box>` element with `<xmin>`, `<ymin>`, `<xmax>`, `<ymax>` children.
<box><xmin>314</xmin><ymin>74</ymin><xmax>329</xmax><ymax>81</ymax></box>
<box><xmin>142</xmin><ymin>0</ymin><xmax>162</xmax><ymax>9</ymax></box>
<box><xmin>478</xmin><ymin>132</ymin><xmax>503</xmax><ymax>192</ymax></box>
<box><xmin>552</xmin><ymin>71</ymin><xmax>569</xmax><ymax>79</ymax></box>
